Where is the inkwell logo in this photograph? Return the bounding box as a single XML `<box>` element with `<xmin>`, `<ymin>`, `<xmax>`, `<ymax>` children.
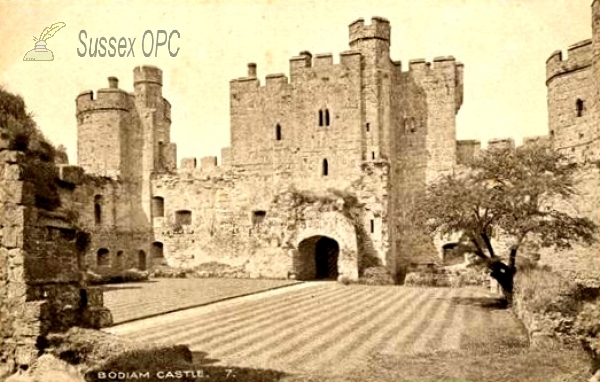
<box><xmin>23</xmin><ymin>22</ymin><xmax>66</xmax><ymax>61</ymax></box>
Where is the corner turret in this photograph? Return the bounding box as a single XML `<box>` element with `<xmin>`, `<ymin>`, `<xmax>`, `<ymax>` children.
<box><xmin>349</xmin><ymin>17</ymin><xmax>391</xmax><ymax>47</ymax></box>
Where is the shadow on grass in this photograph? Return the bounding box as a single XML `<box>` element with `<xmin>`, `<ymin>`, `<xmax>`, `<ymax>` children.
<box><xmin>190</xmin><ymin>351</ymin><xmax>288</xmax><ymax>382</ymax></box>
<box><xmin>449</xmin><ymin>296</ymin><xmax>508</xmax><ymax>310</ymax></box>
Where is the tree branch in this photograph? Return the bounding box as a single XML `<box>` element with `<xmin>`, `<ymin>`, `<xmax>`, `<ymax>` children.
<box><xmin>480</xmin><ymin>232</ymin><xmax>496</xmax><ymax>258</ymax></box>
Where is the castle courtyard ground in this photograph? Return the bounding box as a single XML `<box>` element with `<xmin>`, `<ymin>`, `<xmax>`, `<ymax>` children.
<box><xmin>104</xmin><ymin>281</ymin><xmax>589</xmax><ymax>381</ymax></box>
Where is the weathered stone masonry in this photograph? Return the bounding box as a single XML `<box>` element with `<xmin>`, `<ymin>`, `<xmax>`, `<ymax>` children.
<box><xmin>538</xmin><ymin>0</ymin><xmax>600</xmax><ymax>286</ymax></box>
<box><xmin>74</xmin><ymin>17</ymin><xmax>466</xmax><ymax>281</ymax></box>
<box><xmin>0</xmin><ymin>146</ymin><xmax>112</xmax><ymax>377</ymax></box>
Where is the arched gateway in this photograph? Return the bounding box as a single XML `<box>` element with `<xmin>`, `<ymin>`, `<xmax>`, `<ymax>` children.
<box><xmin>289</xmin><ymin>211</ymin><xmax>359</xmax><ymax>281</ymax></box>
<box><xmin>296</xmin><ymin>235</ymin><xmax>340</xmax><ymax>280</ymax></box>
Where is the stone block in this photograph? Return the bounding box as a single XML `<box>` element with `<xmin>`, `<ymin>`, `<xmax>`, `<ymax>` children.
<box><xmin>7</xmin><ymin>282</ymin><xmax>27</xmax><ymax>300</ymax></box>
<box><xmin>0</xmin><ymin>247</ymin><xmax>7</xmax><ymax>270</ymax></box>
<box><xmin>0</xmin><ymin>151</ymin><xmax>24</xmax><ymax>164</ymax></box>
<box><xmin>2</xmin><ymin>226</ymin><xmax>24</xmax><ymax>249</ymax></box>
<box><xmin>22</xmin><ymin>301</ymin><xmax>46</xmax><ymax>321</ymax></box>
<box><xmin>58</xmin><ymin>165</ymin><xmax>84</xmax><ymax>185</ymax></box>
<box><xmin>14</xmin><ymin>344</ymin><xmax>38</xmax><ymax>366</ymax></box>
<box><xmin>0</xmin><ymin>181</ymin><xmax>34</xmax><ymax>205</ymax></box>
<box><xmin>7</xmin><ymin>267</ymin><xmax>24</xmax><ymax>282</ymax></box>
<box><xmin>0</xmin><ymin>164</ymin><xmax>23</xmax><ymax>181</ymax></box>
<box><xmin>0</xmin><ymin>201</ymin><xmax>29</xmax><ymax>226</ymax></box>
<box><xmin>8</xmin><ymin>248</ymin><xmax>25</xmax><ymax>266</ymax></box>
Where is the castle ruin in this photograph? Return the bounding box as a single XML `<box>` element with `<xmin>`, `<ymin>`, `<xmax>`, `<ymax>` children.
<box><xmin>64</xmin><ymin>11</ymin><xmax>600</xmax><ymax>284</ymax></box>
<box><xmin>74</xmin><ymin>17</ymin><xmax>469</xmax><ymax>282</ymax></box>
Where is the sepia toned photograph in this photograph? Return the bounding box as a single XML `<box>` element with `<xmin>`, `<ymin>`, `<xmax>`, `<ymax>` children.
<box><xmin>0</xmin><ymin>1</ymin><xmax>598</xmax><ymax>381</ymax></box>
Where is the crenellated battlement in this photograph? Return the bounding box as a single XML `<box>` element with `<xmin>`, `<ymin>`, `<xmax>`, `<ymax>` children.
<box><xmin>406</xmin><ymin>56</ymin><xmax>461</xmax><ymax>73</ymax></box>
<box><xmin>76</xmin><ymin>77</ymin><xmax>132</xmax><ymax>115</ymax></box>
<box><xmin>546</xmin><ymin>39</ymin><xmax>592</xmax><ymax>84</ymax></box>
<box><xmin>231</xmin><ymin>49</ymin><xmax>362</xmax><ymax>90</ymax></box>
<box><xmin>349</xmin><ymin>16</ymin><xmax>391</xmax><ymax>45</ymax></box>
<box><xmin>177</xmin><ymin>155</ymin><xmax>224</xmax><ymax>174</ymax></box>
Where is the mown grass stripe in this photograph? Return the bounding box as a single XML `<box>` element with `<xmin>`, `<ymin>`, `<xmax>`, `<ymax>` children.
<box><xmin>115</xmin><ymin>283</ymin><xmax>331</xmax><ymax>327</ymax></box>
<box><xmin>410</xmin><ymin>288</ymin><xmax>459</xmax><ymax>353</ymax></box>
<box><xmin>186</xmin><ymin>286</ymin><xmax>379</xmax><ymax>355</ymax></box>
<box><xmin>229</xmin><ymin>287</ymin><xmax>403</xmax><ymax>361</ymax></box>
<box><xmin>298</xmin><ymin>287</ymin><xmax>434</xmax><ymax>372</ymax></box>
<box><xmin>387</xmin><ymin>288</ymin><xmax>453</xmax><ymax>352</ymax></box>
<box><xmin>138</xmin><ymin>284</ymin><xmax>349</xmax><ymax>345</ymax></box>
<box><xmin>128</xmin><ymin>283</ymin><xmax>337</xmax><ymax>343</ymax></box>
<box><xmin>323</xmin><ymin>287</ymin><xmax>448</xmax><ymax>373</ymax></box>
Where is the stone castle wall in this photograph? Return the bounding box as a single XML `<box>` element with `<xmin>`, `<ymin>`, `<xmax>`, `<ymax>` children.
<box><xmin>542</xmin><ymin>1</ymin><xmax>600</xmax><ymax>286</ymax></box>
<box><xmin>0</xmin><ymin>146</ymin><xmax>111</xmax><ymax>378</ymax></box>
<box><xmin>546</xmin><ymin>39</ymin><xmax>597</xmax><ymax>163</ymax></box>
<box><xmin>149</xmin><ymin>159</ymin><xmax>390</xmax><ymax>281</ymax></box>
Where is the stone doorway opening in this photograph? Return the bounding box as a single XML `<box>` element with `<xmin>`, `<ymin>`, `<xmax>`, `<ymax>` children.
<box><xmin>296</xmin><ymin>235</ymin><xmax>339</xmax><ymax>280</ymax></box>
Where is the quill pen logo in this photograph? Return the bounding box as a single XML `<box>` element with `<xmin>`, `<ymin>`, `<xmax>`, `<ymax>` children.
<box><xmin>23</xmin><ymin>22</ymin><xmax>66</xmax><ymax>61</ymax></box>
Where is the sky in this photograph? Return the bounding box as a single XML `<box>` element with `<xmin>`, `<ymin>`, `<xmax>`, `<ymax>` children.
<box><xmin>0</xmin><ymin>0</ymin><xmax>592</xmax><ymax>164</ymax></box>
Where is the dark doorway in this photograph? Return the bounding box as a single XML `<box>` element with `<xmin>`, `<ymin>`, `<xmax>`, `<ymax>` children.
<box><xmin>314</xmin><ymin>236</ymin><xmax>339</xmax><ymax>279</ymax></box>
<box><xmin>296</xmin><ymin>235</ymin><xmax>339</xmax><ymax>280</ymax></box>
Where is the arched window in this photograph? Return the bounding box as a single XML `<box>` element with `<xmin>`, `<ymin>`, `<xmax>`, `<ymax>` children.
<box><xmin>94</xmin><ymin>195</ymin><xmax>103</xmax><ymax>225</ymax></box>
<box><xmin>370</xmin><ymin>219</ymin><xmax>375</xmax><ymax>233</ymax></box>
<box><xmin>325</xmin><ymin>109</ymin><xmax>330</xmax><ymax>126</ymax></box>
<box><xmin>318</xmin><ymin>110</ymin><xmax>323</xmax><ymax>126</ymax></box>
<box><xmin>366</xmin><ymin>123</ymin><xmax>370</xmax><ymax>132</ymax></box>
<box><xmin>322</xmin><ymin>159</ymin><xmax>329</xmax><ymax>176</ymax></box>
<box><xmin>371</xmin><ymin>152</ymin><xmax>375</xmax><ymax>160</ymax></box>
<box><xmin>576</xmin><ymin>99</ymin><xmax>584</xmax><ymax>117</ymax></box>
<box><xmin>97</xmin><ymin>248</ymin><xmax>110</xmax><ymax>267</ymax></box>
<box><xmin>152</xmin><ymin>196</ymin><xmax>164</xmax><ymax>217</ymax></box>
<box><xmin>275</xmin><ymin>124</ymin><xmax>282</xmax><ymax>141</ymax></box>
<box><xmin>158</xmin><ymin>141</ymin><xmax>165</xmax><ymax>168</ymax></box>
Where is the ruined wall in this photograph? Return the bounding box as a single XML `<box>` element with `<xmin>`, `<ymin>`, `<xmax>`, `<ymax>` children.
<box><xmin>0</xmin><ymin>147</ymin><xmax>111</xmax><ymax>378</ymax></box>
<box><xmin>149</xmin><ymin>157</ymin><xmax>390</xmax><ymax>280</ymax></box>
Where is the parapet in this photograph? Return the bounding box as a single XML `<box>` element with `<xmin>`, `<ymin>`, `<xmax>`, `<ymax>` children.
<box><xmin>314</xmin><ymin>54</ymin><xmax>334</xmax><ymax>67</ymax></box>
<box><xmin>221</xmin><ymin>147</ymin><xmax>231</xmax><ymax>166</ymax></box>
<box><xmin>76</xmin><ymin>77</ymin><xmax>131</xmax><ymax>115</ymax></box>
<box><xmin>349</xmin><ymin>17</ymin><xmax>391</xmax><ymax>45</ymax></box>
<box><xmin>408</xmin><ymin>56</ymin><xmax>459</xmax><ymax>72</ymax></box>
<box><xmin>201</xmin><ymin>156</ymin><xmax>218</xmax><ymax>171</ymax></box>
<box><xmin>265</xmin><ymin>73</ymin><xmax>288</xmax><ymax>87</ymax></box>
<box><xmin>134</xmin><ymin>65</ymin><xmax>163</xmax><ymax>86</ymax></box>
<box><xmin>456</xmin><ymin>140</ymin><xmax>481</xmax><ymax>165</ymax></box>
<box><xmin>180</xmin><ymin>157</ymin><xmax>197</xmax><ymax>170</ymax></box>
<box><xmin>546</xmin><ymin>39</ymin><xmax>592</xmax><ymax>84</ymax></box>
<box><xmin>57</xmin><ymin>165</ymin><xmax>84</xmax><ymax>186</ymax></box>
<box><xmin>522</xmin><ymin>135</ymin><xmax>550</xmax><ymax>147</ymax></box>
<box><xmin>487</xmin><ymin>138</ymin><xmax>515</xmax><ymax>151</ymax></box>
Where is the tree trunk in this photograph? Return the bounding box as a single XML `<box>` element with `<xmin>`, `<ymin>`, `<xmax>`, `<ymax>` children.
<box><xmin>489</xmin><ymin>260</ymin><xmax>515</xmax><ymax>304</ymax></box>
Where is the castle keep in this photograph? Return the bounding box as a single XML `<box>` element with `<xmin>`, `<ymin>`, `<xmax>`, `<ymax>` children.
<box><xmin>74</xmin><ymin>17</ymin><xmax>466</xmax><ymax>281</ymax></box>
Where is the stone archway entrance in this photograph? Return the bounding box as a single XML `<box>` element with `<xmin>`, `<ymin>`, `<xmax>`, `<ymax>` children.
<box><xmin>296</xmin><ymin>235</ymin><xmax>339</xmax><ymax>280</ymax></box>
